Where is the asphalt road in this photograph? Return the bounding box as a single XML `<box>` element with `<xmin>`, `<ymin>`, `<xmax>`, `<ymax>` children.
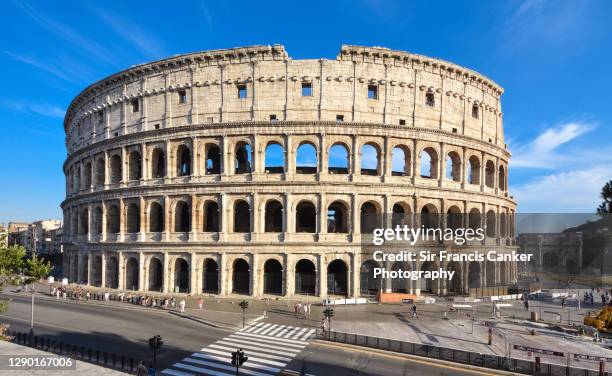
<box><xmin>0</xmin><ymin>294</ymin><xmax>509</xmax><ymax>375</ymax></box>
<box><xmin>0</xmin><ymin>293</ymin><xmax>230</xmax><ymax>369</ymax></box>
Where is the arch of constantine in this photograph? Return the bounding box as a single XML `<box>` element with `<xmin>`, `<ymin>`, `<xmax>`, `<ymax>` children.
<box><xmin>61</xmin><ymin>45</ymin><xmax>517</xmax><ymax>298</ymax></box>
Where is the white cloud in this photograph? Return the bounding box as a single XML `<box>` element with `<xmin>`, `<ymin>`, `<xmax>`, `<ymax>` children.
<box><xmin>1</xmin><ymin>99</ymin><xmax>65</xmax><ymax>118</ymax></box>
<box><xmin>95</xmin><ymin>10</ymin><xmax>166</xmax><ymax>60</ymax></box>
<box><xmin>200</xmin><ymin>1</ymin><xmax>213</xmax><ymax>29</ymax></box>
<box><xmin>511</xmin><ymin>165</ymin><xmax>612</xmax><ymax>213</ymax></box>
<box><xmin>510</xmin><ymin>122</ymin><xmax>595</xmax><ymax>168</ymax></box>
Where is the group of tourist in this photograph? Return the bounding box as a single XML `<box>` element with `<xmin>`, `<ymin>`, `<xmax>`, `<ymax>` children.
<box><xmin>293</xmin><ymin>301</ymin><xmax>312</xmax><ymax>318</ymax></box>
<box><xmin>584</xmin><ymin>288</ymin><xmax>612</xmax><ymax>306</ymax></box>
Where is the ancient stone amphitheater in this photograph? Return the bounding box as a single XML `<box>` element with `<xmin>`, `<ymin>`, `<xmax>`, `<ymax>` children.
<box><xmin>61</xmin><ymin>45</ymin><xmax>517</xmax><ymax>299</ymax></box>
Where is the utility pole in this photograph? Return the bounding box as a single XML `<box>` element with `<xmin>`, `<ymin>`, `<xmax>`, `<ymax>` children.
<box><xmin>148</xmin><ymin>335</ymin><xmax>163</xmax><ymax>366</ymax></box>
<box><xmin>323</xmin><ymin>307</ymin><xmax>334</xmax><ymax>340</ymax></box>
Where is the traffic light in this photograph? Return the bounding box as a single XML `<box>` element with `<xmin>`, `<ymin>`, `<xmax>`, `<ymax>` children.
<box><xmin>238</xmin><ymin>349</ymin><xmax>248</xmax><ymax>366</ymax></box>
<box><xmin>323</xmin><ymin>307</ymin><xmax>334</xmax><ymax>318</ymax></box>
<box><xmin>154</xmin><ymin>335</ymin><xmax>163</xmax><ymax>350</ymax></box>
<box><xmin>239</xmin><ymin>300</ymin><xmax>249</xmax><ymax>310</ymax></box>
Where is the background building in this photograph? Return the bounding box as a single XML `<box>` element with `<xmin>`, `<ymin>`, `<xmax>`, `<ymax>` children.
<box><xmin>61</xmin><ymin>45</ymin><xmax>517</xmax><ymax>298</ymax></box>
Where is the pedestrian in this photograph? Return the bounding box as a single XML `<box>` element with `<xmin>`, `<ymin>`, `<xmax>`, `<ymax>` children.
<box><xmin>147</xmin><ymin>362</ymin><xmax>156</xmax><ymax>376</ymax></box>
<box><xmin>305</xmin><ymin>302</ymin><xmax>311</xmax><ymax>318</ymax></box>
<box><xmin>56</xmin><ymin>289</ymin><xmax>60</xmax><ymax>299</ymax></box>
<box><xmin>294</xmin><ymin>302</ymin><xmax>299</xmax><ymax>316</ymax></box>
<box><xmin>411</xmin><ymin>304</ymin><xmax>418</xmax><ymax>318</ymax></box>
<box><xmin>321</xmin><ymin>318</ymin><xmax>327</xmax><ymax>332</ymax></box>
<box><xmin>104</xmin><ymin>292</ymin><xmax>109</xmax><ymax>301</ymax></box>
<box><xmin>561</xmin><ymin>297</ymin><xmax>566</xmax><ymax>309</ymax></box>
<box><xmin>198</xmin><ymin>298</ymin><xmax>204</xmax><ymax>310</ymax></box>
<box><xmin>86</xmin><ymin>291</ymin><xmax>90</xmax><ymax>301</ymax></box>
<box><xmin>524</xmin><ymin>300</ymin><xmax>529</xmax><ymax>310</ymax></box>
<box><xmin>179</xmin><ymin>298</ymin><xmax>186</xmax><ymax>313</ymax></box>
<box><xmin>136</xmin><ymin>361</ymin><xmax>148</xmax><ymax>376</ymax></box>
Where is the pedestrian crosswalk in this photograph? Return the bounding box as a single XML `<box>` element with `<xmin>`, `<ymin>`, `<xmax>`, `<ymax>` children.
<box><xmin>162</xmin><ymin>322</ymin><xmax>315</xmax><ymax>376</ymax></box>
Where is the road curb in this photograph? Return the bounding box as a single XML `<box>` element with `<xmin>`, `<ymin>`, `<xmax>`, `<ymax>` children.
<box><xmin>310</xmin><ymin>339</ymin><xmax>520</xmax><ymax>376</ymax></box>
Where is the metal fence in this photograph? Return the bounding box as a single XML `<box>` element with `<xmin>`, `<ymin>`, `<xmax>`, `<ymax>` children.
<box><xmin>315</xmin><ymin>329</ymin><xmax>607</xmax><ymax>376</ymax></box>
<box><xmin>10</xmin><ymin>330</ymin><xmax>141</xmax><ymax>373</ymax></box>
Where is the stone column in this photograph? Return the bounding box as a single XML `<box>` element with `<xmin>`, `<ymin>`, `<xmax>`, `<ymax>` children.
<box><xmin>219</xmin><ymin>193</ymin><xmax>227</xmax><ymax>241</ymax></box>
<box><xmin>438</xmin><ymin>142</ymin><xmax>445</xmax><ymax>186</ymax></box>
<box><xmin>318</xmin><ymin>255</ymin><xmax>327</xmax><ymax>298</ymax></box>
<box><xmin>285</xmin><ymin>134</ymin><xmax>294</xmax><ymax>176</ymax></box>
<box><xmin>139</xmin><ymin>197</ymin><xmax>146</xmax><ymax>241</ymax></box>
<box><xmin>162</xmin><ymin>252</ymin><xmax>169</xmax><ymax>293</ymax></box>
<box><xmin>411</xmin><ymin>139</ymin><xmax>418</xmax><ymax>183</ymax></box>
<box><xmin>350</xmin><ymin>253</ymin><xmax>358</xmax><ymax>298</ymax></box>
<box><xmin>101</xmin><ymin>201</ymin><xmax>107</xmax><ymax>241</ymax></box>
<box><xmin>219</xmin><ymin>252</ymin><xmax>227</xmax><ymax>295</ymax></box>
<box><xmin>250</xmin><ymin>253</ymin><xmax>258</xmax><ymax>297</ymax></box>
<box><xmin>119</xmin><ymin>198</ymin><xmax>125</xmax><ymax>242</ymax></box>
<box><xmin>222</xmin><ymin>137</ymin><xmax>230</xmax><ymax>177</ymax></box>
<box><xmin>190</xmin><ymin>254</ymin><xmax>197</xmax><ymax>294</ymax></box>
<box><xmin>138</xmin><ymin>252</ymin><xmax>145</xmax><ymax>292</ymax></box>
<box><xmin>351</xmin><ymin>193</ymin><xmax>360</xmax><ymax>235</ymax></box>
<box><xmin>87</xmin><ymin>203</ymin><xmax>93</xmax><ymax>242</ymax></box>
<box><xmin>353</xmin><ymin>135</ymin><xmax>361</xmax><ymax>176</ymax></box>
<box><xmin>86</xmin><ymin>251</ymin><xmax>92</xmax><ymax>285</ymax></box>
<box><xmin>117</xmin><ymin>251</ymin><xmax>124</xmax><ymax>290</ymax></box>
<box><xmin>190</xmin><ymin>194</ymin><xmax>198</xmax><ymax>241</ymax></box>
<box><xmin>284</xmin><ymin>253</ymin><xmax>291</xmax><ymax>297</ymax></box>
<box><xmin>101</xmin><ymin>252</ymin><xmax>106</xmax><ymax>288</ymax></box>
<box><xmin>382</xmin><ymin>136</ymin><xmax>391</xmax><ymax>180</ymax></box>
<box><xmin>319</xmin><ymin>134</ymin><xmax>328</xmax><ymax>178</ymax></box>
<box><xmin>284</xmin><ymin>193</ymin><xmax>293</xmax><ymax>239</ymax></box>
<box><xmin>164</xmin><ymin>196</ymin><xmax>170</xmax><ymax>241</ymax></box>
<box><xmin>318</xmin><ymin>193</ymin><xmax>327</xmax><ymax>236</ymax></box>
<box><xmin>140</xmin><ymin>143</ymin><xmax>147</xmax><ymax>181</ymax></box>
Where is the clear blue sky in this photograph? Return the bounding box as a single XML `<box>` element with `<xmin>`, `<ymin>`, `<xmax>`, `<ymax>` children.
<box><xmin>1</xmin><ymin>0</ymin><xmax>611</xmax><ymax>223</ymax></box>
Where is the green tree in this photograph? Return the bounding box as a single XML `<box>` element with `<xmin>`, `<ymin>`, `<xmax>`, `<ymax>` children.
<box><xmin>597</xmin><ymin>180</ymin><xmax>612</xmax><ymax>215</ymax></box>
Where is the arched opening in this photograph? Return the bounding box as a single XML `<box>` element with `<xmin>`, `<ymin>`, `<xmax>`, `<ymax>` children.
<box><xmin>391</xmin><ymin>262</ymin><xmax>410</xmax><ymax>293</ymax></box>
<box><xmin>125</xmin><ymin>257</ymin><xmax>139</xmax><ymax>291</ymax></box>
<box><xmin>446</xmin><ymin>206</ymin><xmax>462</xmax><ymax>231</ymax></box>
<box><xmin>203</xmin><ymin>201</ymin><xmax>219</xmax><ymax>232</ymax></box>
<box><xmin>360</xmin><ymin>260</ymin><xmax>381</xmax><ymax>295</ymax></box>
<box><xmin>151</xmin><ymin>148</ymin><xmax>166</xmax><ymax>178</ymax></box>
<box><xmin>126</xmin><ymin>203</ymin><xmax>140</xmax><ymax>233</ymax></box>
<box><xmin>177</xmin><ymin>145</ymin><xmax>192</xmax><ymax>176</ymax></box>
<box><xmin>360</xmin><ymin>201</ymin><xmax>381</xmax><ymax>233</ymax></box>
<box><xmin>467</xmin><ymin>156</ymin><xmax>480</xmax><ymax>185</ymax></box>
<box><xmin>174</xmin><ymin>258</ymin><xmax>189</xmax><ymax>293</ymax></box>
<box><xmin>420</xmin><ymin>204</ymin><xmax>439</xmax><ymax>230</ymax></box>
<box><xmin>106</xmin><ymin>204</ymin><xmax>120</xmax><ymax>234</ymax></box>
<box><xmin>327</xmin><ymin>260</ymin><xmax>347</xmax><ymax>296</ymax></box>
<box><xmin>105</xmin><ymin>256</ymin><xmax>119</xmax><ymax>289</ymax></box>
<box><xmin>264</xmin><ymin>142</ymin><xmax>285</xmax><ymax>174</ymax></box>
<box><xmin>174</xmin><ymin>201</ymin><xmax>190</xmax><ymax>232</ymax></box>
<box><xmin>486</xmin><ymin>210</ymin><xmax>496</xmax><ymax>238</ymax></box>
<box><xmin>296</xmin><ymin>143</ymin><xmax>317</xmax><ymax>174</ymax></box>
<box><xmin>202</xmin><ymin>259</ymin><xmax>219</xmax><ymax>294</ymax></box>
<box><xmin>500</xmin><ymin>213</ymin><xmax>507</xmax><ymax>238</ymax></box>
<box><xmin>233</xmin><ymin>200</ymin><xmax>251</xmax><ymax>233</ymax></box>
<box><xmin>205</xmin><ymin>144</ymin><xmax>221</xmax><ymax>174</ymax></box>
<box><xmin>420</xmin><ymin>261</ymin><xmax>439</xmax><ymax>293</ymax></box>
<box><xmin>148</xmin><ymin>257</ymin><xmax>163</xmax><ymax>291</ymax></box>
<box><xmin>392</xmin><ymin>202</ymin><xmax>411</xmax><ymax>228</ymax></box>
<box><xmin>391</xmin><ymin>145</ymin><xmax>411</xmax><ymax>176</ymax></box>
<box><xmin>235</xmin><ymin>142</ymin><xmax>252</xmax><ymax>174</ymax></box>
<box><xmin>446</xmin><ymin>152</ymin><xmax>461</xmax><ymax>182</ymax></box>
<box><xmin>80</xmin><ymin>255</ymin><xmax>88</xmax><ymax>284</ymax></box>
<box><xmin>296</xmin><ymin>201</ymin><xmax>316</xmax><ymax>233</ymax></box>
<box><xmin>93</xmin><ymin>207</ymin><xmax>103</xmax><ymax>235</ymax></box>
<box><xmin>468</xmin><ymin>208</ymin><xmax>481</xmax><ymax>231</ymax></box>
<box><xmin>447</xmin><ymin>261</ymin><xmax>462</xmax><ymax>293</ymax></box>
<box><xmin>543</xmin><ymin>252</ymin><xmax>559</xmax><ymax>269</ymax></box>
<box><xmin>79</xmin><ymin>209</ymin><xmax>89</xmax><ymax>235</ymax></box>
<box><xmin>420</xmin><ymin>147</ymin><xmax>438</xmax><ymax>179</ymax></box>
<box><xmin>264</xmin><ymin>200</ymin><xmax>283</xmax><ymax>232</ymax></box>
<box><xmin>295</xmin><ymin>259</ymin><xmax>316</xmax><ymax>295</ymax></box>
<box><xmin>498</xmin><ymin>165</ymin><xmax>506</xmax><ymax>191</ymax></box>
<box><xmin>360</xmin><ymin>143</ymin><xmax>380</xmax><ymax>176</ymax></box>
<box><xmin>109</xmin><ymin>154</ymin><xmax>122</xmax><ymax>184</ymax></box>
<box><xmin>149</xmin><ymin>202</ymin><xmax>164</xmax><ymax>232</ymax></box>
<box><xmin>328</xmin><ymin>143</ymin><xmax>349</xmax><ymax>174</ymax></box>
<box><xmin>232</xmin><ymin>259</ymin><xmax>250</xmax><ymax>295</ymax></box>
<box><xmin>95</xmin><ymin>158</ymin><xmax>105</xmax><ymax>186</ymax></box>
<box><xmin>327</xmin><ymin>201</ymin><xmax>348</xmax><ymax>233</ymax></box>
<box><xmin>468</xmin><ymin>261</ymin><xmax>481</xmax><ymax>289</ymax></box>
<box><xmin>485</xmin><ymin>160</ymin><xmax>495</xmax><ymax>188</ymax></box>
<box><xmin>128</xmin><ymin>151</ymin><xmax>142</xmax><ymax>181</ymax></box>
<box><xmin>84</xmin><ymin>162</ymin><xmax>92</xmax><ymax>188</ymax></box>
<box><xmin>91</xmin><ymin>255</ymin><xmax>102</xmax><ymax>286</ymax></box>
<box><xmin>486</xmin><ymin>260</ymin><xmax>496</xmax><ymax>287</ymax></box>
<box><xmin>263</xmin><ymin>259</ymin><xmax>283</xmax><ymax>295</ymax></box>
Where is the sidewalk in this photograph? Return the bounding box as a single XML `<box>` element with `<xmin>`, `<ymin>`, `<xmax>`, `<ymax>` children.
<box><xmin>0</xmin><ymin>340</ymin><xmax>127</xmax><ymax>375</ymax></box>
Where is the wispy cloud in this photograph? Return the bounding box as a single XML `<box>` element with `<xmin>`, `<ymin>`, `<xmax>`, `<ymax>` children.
<box><xmin>512</xmin><ymin>165</ymin><xmax>612</xmax><ymax>212</ymax></box>
<box><xmin>510</xmin><ymin>122</ymin><xmax>596</xmax><ymax>169</ymax></box>
<box><xmin>11</xmin><ymin>0</ymin><xmax>116</xmax><ymax>66</ymax></box>
<box><xmin>1</xmin><ymin>99</ymin><xmax>65</xmax><ymax>119</ymax></box>
<box><xmin>200</xmin><ymin>1</ymin><xmax>213</xmax><ymax>29</ymax></box>
<box><xmin>2</xmin><ymin>50</ymin><xmax>92</xmax><ymax>86</ymax></box>
<box><xmin>95</xmin><ymin>10</ymin><xmax>166</xmax><ymax>60</ymax></box>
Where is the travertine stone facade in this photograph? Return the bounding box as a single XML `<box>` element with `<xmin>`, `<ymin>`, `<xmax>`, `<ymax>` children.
<box><xmin>61</xmin><ymin>45</ymin><xmax>517</xmax><ymax>298</ymax></box>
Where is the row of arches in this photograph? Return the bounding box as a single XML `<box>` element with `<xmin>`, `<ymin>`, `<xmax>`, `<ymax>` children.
<box><xmin>67</xmin><ymin>140</ymin><xmax>508</xmax><ymax>193</ymax></box>
<box><xmin>66</xmin><ymin>252</ymin><xmax>512</xmax><ymax>296</ymax></box>
<box><xmin>68</xmin><ymin>199</ymin><xmax>515</xmax><ymax>238</ymax></box>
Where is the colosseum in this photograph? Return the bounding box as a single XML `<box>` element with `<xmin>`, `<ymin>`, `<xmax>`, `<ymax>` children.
<box><xmin>61</xmin><ymin>44</ymin><xmax>517</xmax><ymax>300</ymax></box>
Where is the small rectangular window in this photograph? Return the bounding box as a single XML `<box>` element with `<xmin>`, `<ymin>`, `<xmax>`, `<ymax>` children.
<box><xmin>237</xmin><ymin>85</ymin><xmax>247</xmax><ymax>99</ymax></box>
<box><xmin>154</xmin><ymin>124</ymin><xmax>160</xmax><ymax>130</ymax></box>
<box><xmin>368</xmin><ymin>85</ymin><xmax>378</xmax><ymax>100</ymax></box>
<box><xmin>452</xmin><ymin>128</ymin><xmax>458</xmax><ymax>133</ymax></box>
<box><xmin>97</xmin><ymin>111</ymin><xmax>104</xmax><ymax>124</ymax></box>
<box><xmin>336</xmin><ymin>114</ymin><xmax>344</xmax><ymax>122</ymax></box>
<box><xmin>131</xmin><ymin>99</ymin><xmax>139</xmax><ymax>113</ymax></box>
<box><xmin>426</xmin><ymin>92</ymin><xmax>435</xmax><ymax>107</ymax></box>
<box><xmin>399</xmin><ymin>119</ymin><xmax>406</xmax><ymax>126</ymax></box>
<box><xmin>178</xmin><ymin>90</ymin><xmax>187</xmax><ymax>104</ymax></box>
<box><xmin>269</xmin><ymin>114</ymin><xmax>277</xmax><ymax>122</ymax></box>
<box><xmin>472</xmin><ymin>104</ymin><xmax>479</xmax><ymax>119</ymax></box>
<box><xmin>301</xmin><ymin>82</ymin><xmax>312</xmax><ymax>96</ymax></box>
